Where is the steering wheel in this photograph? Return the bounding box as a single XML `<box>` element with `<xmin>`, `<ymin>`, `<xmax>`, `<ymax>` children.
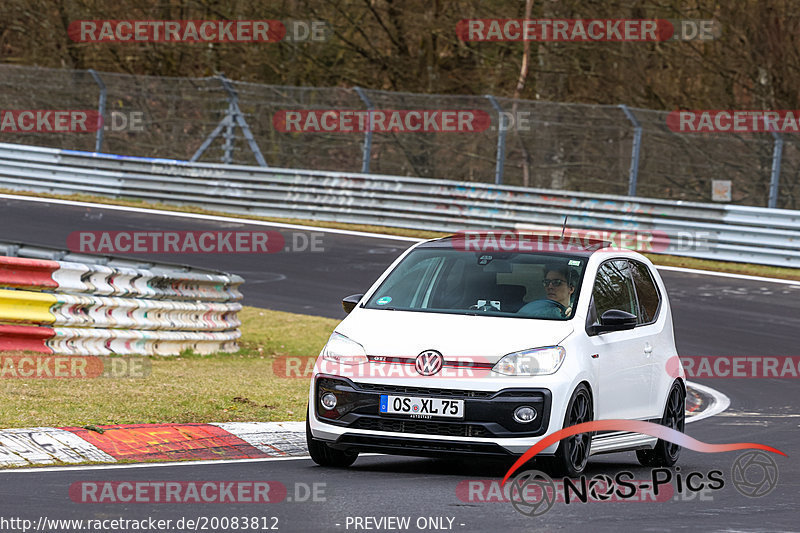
<box><xmin>542</xmin><ymin>299</ymin><xmax>567</xmax><ymax>314</ymax></box>
<box><xmin>468</xmin><ymin>299</ymin><xmax>497</xmax><ymax>312</ymax></box>
<box><xmin>518</xmin><ymin>298</ymin><xmax>568</xmax><ymax>318</ymax></box>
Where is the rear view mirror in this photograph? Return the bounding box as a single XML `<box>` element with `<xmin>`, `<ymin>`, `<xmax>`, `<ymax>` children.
<box><xmin>342</xmin><ymin>294</ymin><xmax>364</xmax><ymax>314</ymax></box>
<box><xmin>590</xmin><ymin>309</ymin><xmax>637</xmax><ymax>335</ymax></box>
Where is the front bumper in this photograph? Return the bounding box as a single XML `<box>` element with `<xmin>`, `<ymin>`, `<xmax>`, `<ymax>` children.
<box><xmin>309</xmin><ymin>374</ymin><xmax>559</xmax><ymax>456</ymax></box>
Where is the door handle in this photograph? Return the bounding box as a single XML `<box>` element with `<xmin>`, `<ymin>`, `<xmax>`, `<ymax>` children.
<box><xmin>644</xmin><ymin>342</ymin><xmax>653</xmax><ymax>355</ymax></box>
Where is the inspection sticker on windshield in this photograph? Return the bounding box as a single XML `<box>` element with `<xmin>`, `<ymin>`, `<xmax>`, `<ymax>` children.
<box><xmin>376</xmin><ymin>296</ymin><xmax>392</xmax><ymax>305</ymax></box>
<box><xmin>569</xmin><ymin>260</ymin><xmax>581</xmax><ymax>266</ymax></box>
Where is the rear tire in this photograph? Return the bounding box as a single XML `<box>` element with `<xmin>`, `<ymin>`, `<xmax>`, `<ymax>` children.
<box><xmin>636</xmin><ymin>381</ymin><xmax>685</xmax><ymax>467</ymax></box>
<box><xmin>306</xmin><ymin>410</ymin><xmax>358</xmax><ymax>467</ymax></box>
<box><xmin>545</xmin><ymin>384</ymin><xmax>593</xmax><ymax>477</ymax></box>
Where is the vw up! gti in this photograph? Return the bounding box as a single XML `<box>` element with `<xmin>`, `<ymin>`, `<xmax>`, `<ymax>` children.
<box><xmin>306</xmin><ymin>235</ymin><xmax>685</xmax><ymax>476</ymax></box>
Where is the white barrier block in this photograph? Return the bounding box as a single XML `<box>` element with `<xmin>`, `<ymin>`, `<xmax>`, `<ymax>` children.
<box><xmin>51</xmin><ymin>262</ymin><xmax>91</xmax><ymax>293</ymax></box>
<box><xmin>49</xmin><ymin>327</ymin><xmax>241</xmax><ymax>356</ymax></box>
<box><xmin>86</xmin><ymin>265</ymin><xmax>115</xmax><ymax>295</ymax></box>
<box><xmin>50</xmin><ymin>295</ymin><xmax>241</xmax><ymax>331</ymax></box>
<box><xmin>108</xmin><ymin>266</ymin><xmax>139</xmax><ymax>296</ymax></box>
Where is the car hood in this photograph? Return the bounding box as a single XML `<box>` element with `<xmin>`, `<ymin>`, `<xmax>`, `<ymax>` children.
<box><xmin>335</xmin><ymin>308</ymin><xmax>573</xmax><ymax>364</ymax></box>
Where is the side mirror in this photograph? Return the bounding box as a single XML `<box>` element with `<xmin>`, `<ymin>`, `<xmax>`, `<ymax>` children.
<box><xmin>342</xmin><ymin>294</ymin><xmax>364</xmax><ymax>314</ymax></box>
<box><xmin>590</xmin><ymin>309</ymin><xmax>637</xmax><ymax>335</ymax></box>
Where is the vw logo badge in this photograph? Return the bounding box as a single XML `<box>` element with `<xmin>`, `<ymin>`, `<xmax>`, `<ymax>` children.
<box><xmin>415</xmin><ymin>350</ymin><xmax>443</xmax><ymax>376</ymax></box>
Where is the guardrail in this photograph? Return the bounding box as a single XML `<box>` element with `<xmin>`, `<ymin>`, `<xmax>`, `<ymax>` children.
<box><xmin>0</xmin><ymin>142</ymin><xmax>798</xmax><ymax>267</ymax></box>
<box><xmin>0</xmin><ymin>244</ymin><xmax>244</xmax><ymax>356</ymax></box>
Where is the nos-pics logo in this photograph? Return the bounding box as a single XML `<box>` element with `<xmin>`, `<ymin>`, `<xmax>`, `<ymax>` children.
<box><xmin>510</xmin><ymin>450</ymin><xmax>780</xmax><ymax>516</ymax></box>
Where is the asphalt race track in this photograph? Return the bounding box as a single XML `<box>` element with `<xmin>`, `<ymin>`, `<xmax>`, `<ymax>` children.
<box><xmin>0</xmin><ymin>195</ymin><xmax>798</xmax><ymax>532</ymax></box>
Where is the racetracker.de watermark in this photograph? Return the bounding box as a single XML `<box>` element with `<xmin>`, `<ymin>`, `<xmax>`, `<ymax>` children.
<box><xmin>668</xmin><ymin>110</ymin><xmax>800</xmax><ymax>133</ymax></box>
<box><xmin>70</xmin><ymin>481</ymin><xmax>325</xmax><ymax>503</ymax></box>
<box><xmin>274</xmin><ymin>356</ymin><xmax>496</xmax><ymax>379</ymax></box>
<box><xmin>457</xmin><ymin>476</ymin><xmax>674</xmax><ymax>505</ymax></box>
<box><xmin>450</xmin><ymin>229</ymin><xmax>711</xmax><ymax>253</ymax></box>
<box><xmin>68</xmin><ymin>20</ymin><xmax>330</xmax><ymax>43</ymax></box>
<box><xmin>1</xmin><ymin>110</ymin><xmax>100</xmax><ymax>133</ymax></box>
<box><xmin>667</xmin><ymin>356</ymin><xmax>800</xmax><ymax>379</ymax></box>
<box><xmin>0</xmin><ymin>355</ymin><xmax>149</xmax><ymax>379</ymax></box>
<box><xmin>273</xmin><ymin>110</ymin><xmax>492</xmax><ymax>133</ymax></box>
<box><xmin>0</xmin><ymin>110</ymin><xmax>143</xmax><ymax>133</ymax></box>
<box><xmin>67</xmin><ymin>231</ymin><xmax>324</xmax><ymax>254</ymax></box>
<box><xmin>456</xmin><ymin>19</ymin><xmax>719</xmax><ymax>42</ymax></box>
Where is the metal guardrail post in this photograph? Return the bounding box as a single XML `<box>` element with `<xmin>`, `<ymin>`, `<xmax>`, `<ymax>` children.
<box><xmin>619</xmin><ymin>104</ymin><xmax>642</xmax><ymax>197</ymax></box>
<box><xmin>769</xmin><ymin>131</ymin><xmax>783</xmax><ymax>208</ymax></box>
<box><xmin>87</xmin><ymin>69</ymin><xmax>106</xmax><ymax>153</ymax></box>
<box><xmin>353</xmin><ymin>87</ymin><xmax>373</xmax><ymax>173</ymax></box>
<box><xmin>485</xmin><ymin>95</ymin><xmax>506</xmax><ymax>185</ymax></box>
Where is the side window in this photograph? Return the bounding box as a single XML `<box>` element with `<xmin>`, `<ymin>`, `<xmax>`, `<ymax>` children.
<box><xmin>630</xmin><ymin>260</ymin><xmax>661</xmax><ymax>324</ymax></box>
<box><xmin>591</xmin><ymin>260</ymin><xmax>636</xmax><ymax>319</ymax></box>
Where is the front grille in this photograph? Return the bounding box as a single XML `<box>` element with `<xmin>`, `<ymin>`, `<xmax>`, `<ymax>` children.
<box><xmin>353</xmin><ymin>382</ymin><xmax>494</xmax><ymax>399</ymax></box>
<box><xmin>353</xmin><ymin>417</ymin><xmax>490</xmax><ymax>437</ymax></box>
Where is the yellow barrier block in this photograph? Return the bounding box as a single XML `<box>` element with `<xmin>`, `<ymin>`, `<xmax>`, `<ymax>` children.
<box><xmin>0</xmin><ymin>289</ymin><xmax>56</xmax><ymax>324</ymax></box>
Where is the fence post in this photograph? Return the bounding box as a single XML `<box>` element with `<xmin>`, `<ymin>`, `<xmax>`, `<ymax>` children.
<box><xmin>221</xmin><ymin>93</ymin><xmax>236</xmax><ymax>164</ymax></box>
<box><xmin>219</xmin><ymin>75</ymin><xmax>269</xmax><ymax>167</ymax></box>
<box><xmin>192</xmin><ymin>75</ymin><xmax>267</xmax><ymax>166</ymax></box>
<box><xmin>619</xmin><ymin>104</ymin><xmax>642</xmax><ymax>197</ymax></box>
<box><xmin>87</xmin><ymin>69</ymin><xmax>106</xmax><ymax>153</ymax></box>
<box><xmin>353</xmin><ymin>87</ymin><xmax>373</xmax><ymax>173</ymax></box>
<box><xmin>769</xmin><ymin>131</ymin><xmax>783</xmax><ymax>208</ymax></box>
<box><xmin>485</xmin><ymin>95</ymin><xmax>506</xmax><ymax>185</ymax></box>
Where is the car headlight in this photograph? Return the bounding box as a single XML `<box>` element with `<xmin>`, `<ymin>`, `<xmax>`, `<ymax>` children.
<box><xmin>492</xmin><ymin>346</ymin><xmax>566</xmax><ymax>376</ymax></box>
<box><xmin>321</xmin><ymin>332</ymin><xmax>368</xmax><ymax>365</ymax></box>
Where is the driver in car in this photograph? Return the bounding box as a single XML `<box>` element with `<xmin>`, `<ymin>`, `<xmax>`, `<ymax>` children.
<box><xmin>518</xmin><ymin>265</ymin><xmax>576</xmax><ymax>319</ymax></box>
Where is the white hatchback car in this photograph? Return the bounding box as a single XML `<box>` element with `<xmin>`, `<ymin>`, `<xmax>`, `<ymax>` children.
<box><xmin>306</xmin><ymin>234</ymin><xmax>685</xmax><ymax>476</ymax></box>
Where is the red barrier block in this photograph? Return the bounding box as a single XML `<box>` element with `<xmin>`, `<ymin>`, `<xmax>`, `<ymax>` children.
<box><xmin>0</xmin><ymin>256</ymin><xmax>59</xmax><ymax>290</ymax></box>
<box><xmin>0</xmin><ymin>324</ymin><xmax>55</xmax><ymax>352</ymax></box>
<box><xmin>63</xmin><ymin>423</ymin><xmax>269</xmax><ymax>461</ymax></box>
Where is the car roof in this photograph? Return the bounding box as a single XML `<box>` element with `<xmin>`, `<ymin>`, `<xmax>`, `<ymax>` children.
<box><xmin>416</xmin><ymin>232</ymin><xmax>615</xmax><ymax>258</ymax></box>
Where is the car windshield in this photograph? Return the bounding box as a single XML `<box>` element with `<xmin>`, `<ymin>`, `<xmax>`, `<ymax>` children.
<box><xmin>364</xmin><ymin>247</ymin><xmax>588</xmax><ymax>320</ymax></box>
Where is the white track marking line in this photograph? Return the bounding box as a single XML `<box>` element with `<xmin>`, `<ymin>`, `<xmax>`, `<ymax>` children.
<box><xmin>685</xmin><ymin>381</ymin><xmax>731</xmax><ymax>424</ymax></box>
<box><xmin>3</xmin><ymin>193</ymin><xmax>799</xmax><ymax>285</ymax></box>
<box><xmin>0</xmin><ymin>452</ymin><xmax>388</xmax><ymax>474</ymax></box>
<box><xmin>657</xmin><ymin>265</ymin><xmax>800</xmax><ymax>286</ymax></box>
<box><xmin>0</xmin><ymin>454</ymin><xmax>314</xmax><ymax>473</ymax></box>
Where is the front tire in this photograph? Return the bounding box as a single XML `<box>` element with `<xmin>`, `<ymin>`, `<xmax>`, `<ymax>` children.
<box><xmin>306</xmin><ymin>410</ymin><xmax>358</xmax><ymax>467</ymax></box>
<box><xmin>545</xmin><ymin>384</ymin><xmax>593</xmax><ymax>477</ymax></box>
<box><xmin>637</xmin><ymin>381</ymin><xmax>685</xmax><ymax>467</ymax></box>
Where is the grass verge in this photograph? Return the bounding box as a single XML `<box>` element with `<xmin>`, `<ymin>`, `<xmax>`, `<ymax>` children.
<box><xmin>2</xmin><ymin>187</ymin><xmax>798</xmax><ymax>281</ymax></box>
<box><xmin>0</xmin><ymin>307</ymin><xmax>335</xmax><ymax>428</ymax></box>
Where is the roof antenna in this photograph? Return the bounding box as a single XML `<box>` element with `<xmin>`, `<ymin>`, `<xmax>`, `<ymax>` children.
<box><xmin>560</xmin><ymin>215</ymin><xmax>569</xmax><ymax>239</ymax></box>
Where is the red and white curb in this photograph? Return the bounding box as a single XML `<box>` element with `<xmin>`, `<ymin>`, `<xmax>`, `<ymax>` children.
<box><xmin>0</xmin><ymin>422</ymin><xmax>304</xmax><ymax>468</ymax></box>
<box><xmin>0</xmin><ymin>383</ymin><xmax>726</xmax><ymax>469</ymax></box>
<box><xmin>0</xmin><ymin>427</ymin><xmax>115</xmax><ymax>466</ymax></box>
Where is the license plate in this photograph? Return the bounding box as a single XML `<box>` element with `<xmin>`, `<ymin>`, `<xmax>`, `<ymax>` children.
<box><xmin>379</xmin><ymin>395</ymin><xmax>464</xmax><ymax>419</ymax></box>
